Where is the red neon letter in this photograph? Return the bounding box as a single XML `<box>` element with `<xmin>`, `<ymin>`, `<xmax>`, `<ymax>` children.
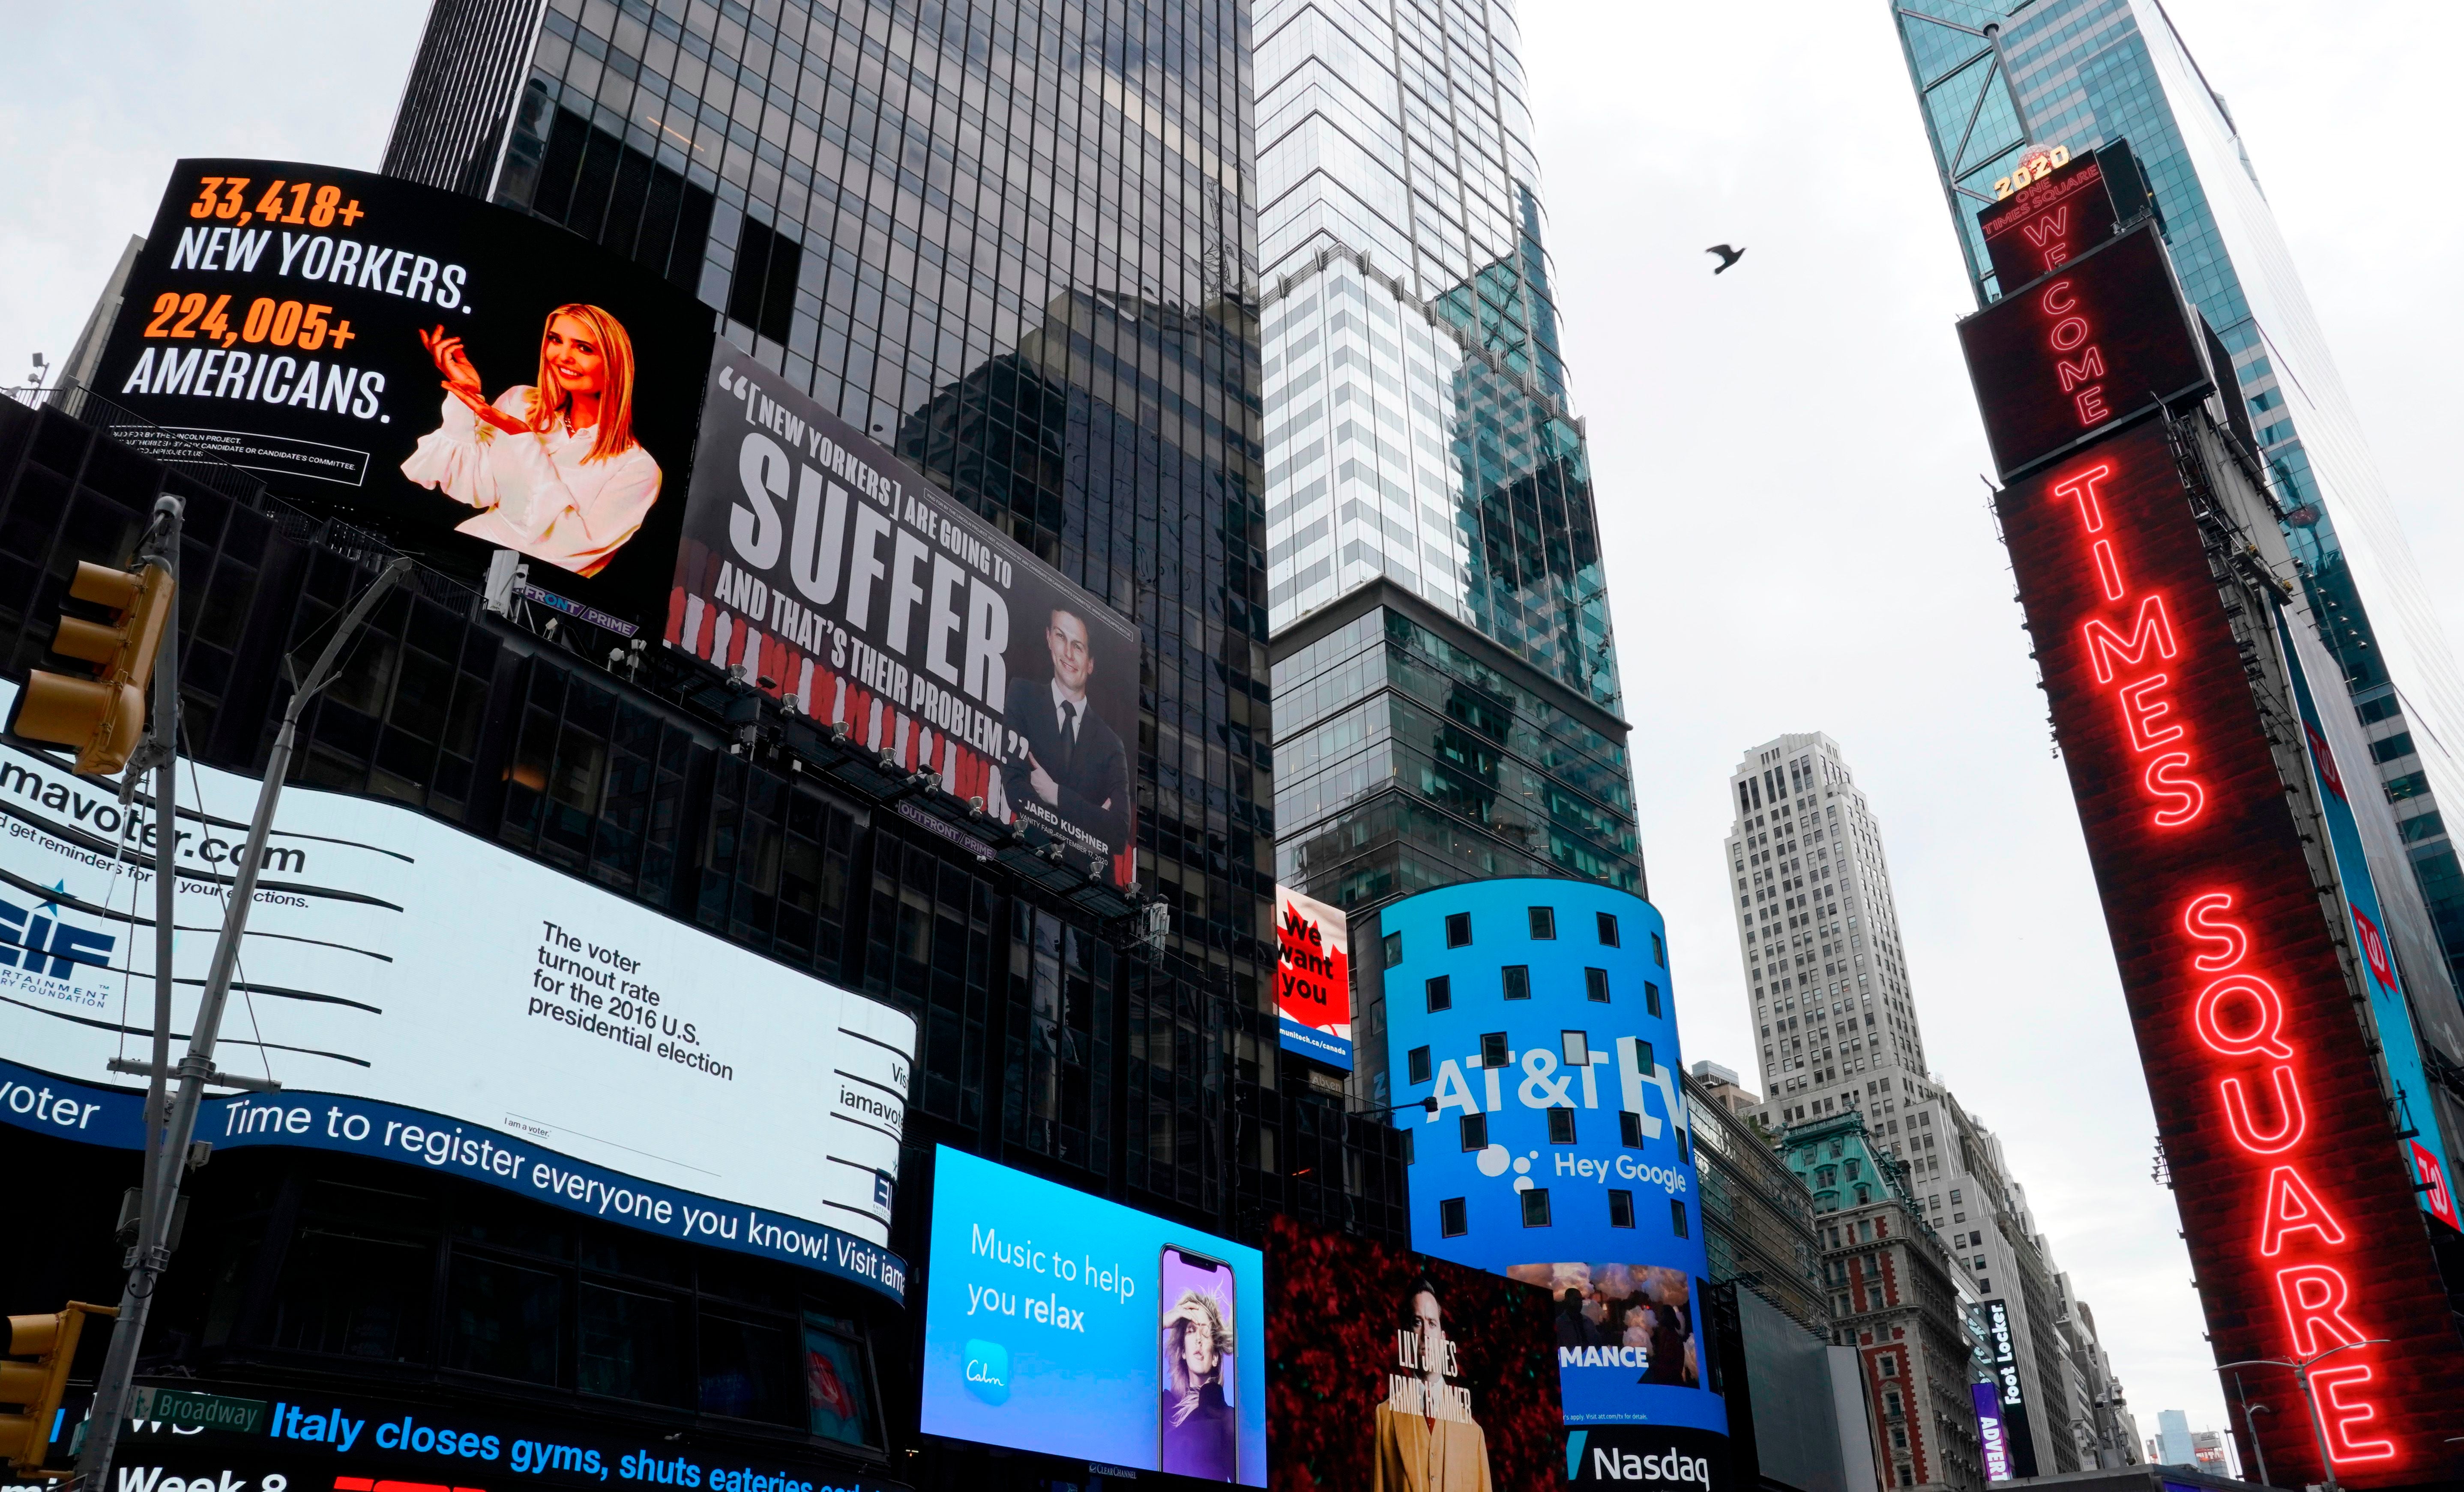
<box><xmin>2039</xmin><ymin>279</ymin><xmax>2077</xmax><ymax>316</ymax></box>
<box><xmin>2057</xmin><ymin>345</ymin><xmax>2107</xmax><ymax>393</ymax></box>
<box><xmin>2083</xmin><ymin>596</ymin><xmax>2177</xmax><ymax>683</ymax></box>
<box><xmin>2075</xmin><ymin>386</ymin><xmax>2111</xmax><ymax>424</ymax></box>
<box><xmin>2221</xmin><ymin>1064</ymin><xmax>2306</xmax><ymax>1154</ymax></box>
<box><xmin>2257</xmin><ymin>1165</ymin><xmax>2347</xmax><ymax>1256</ymax></box>
<box><xmin>2146</xmin><ymin>753</ymin><xmax>2205</xmax><ymax>827</ymax></box>
<box><xmin>2117</xmin><ymin>675</ymin><xmax>2183</xmax><ymax>750</ymax></box>
<box><xmin>2051</xmin><ymin>461</ymin><xmax>2111</xmax><ymax>533</ymax></box>
<box><xmin>2310</xmin><ymin>1364</ymin><xmax>2396</xmax><ymax>1462</ymax></box>
<box><xmin>2273</xmin><ymin>1265</ymin><xmax>2364</xmax><ymax>1355</ymax></box>
<box><xmin>2195</xmin><ymin>973</ymin><xmax>2294</xmax><ymax>1058</ymax></box>
<box><xmin>2183</xmin><ymin>893</ymin><xmax>2246</xmax><ymax>972</ymax></box>
<box><xmin>2021</xmin><ymin>207</ymin><xmax>2071</xmax><ymax>249</ymax></box>
<box><xmin>2091</xmin><ymin>539</ymin><xmax>2126</xmax><ymax>601</ymax></box>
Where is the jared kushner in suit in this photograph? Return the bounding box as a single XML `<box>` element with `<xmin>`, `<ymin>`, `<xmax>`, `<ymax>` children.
<box><xmin>1002</xmin><ymin>605</ymin><xmax>1130</xmax><ymax>864</ymax></box>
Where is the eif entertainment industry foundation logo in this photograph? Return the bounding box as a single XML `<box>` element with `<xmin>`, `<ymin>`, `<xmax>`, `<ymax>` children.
<box><xmin>0</xmin><ymin>880</ymin><xmax>118</xmax><ymax>1008</ymax></box>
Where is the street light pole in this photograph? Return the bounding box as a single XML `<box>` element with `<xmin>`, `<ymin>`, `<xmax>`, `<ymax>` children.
<box><xmin>74</xmin><ymin>557</ymin><xmax>411</xmax><ymax>1489</ymax></box>
<box><xmin>2216</xmin><ymin>1340</ymin><xmax>2387</xmax><ymax>1492</ymax></box>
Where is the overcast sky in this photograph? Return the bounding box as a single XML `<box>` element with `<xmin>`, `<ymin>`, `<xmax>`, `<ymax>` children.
<box><xmin>5</xmin><ymin>0</ymin><xmax>2458</xmax><ymax>1454</ymax></box>
<box><xmin>1525</xmin><ymin>0</ymin><xmax>2464</xmax><ymax>1447</ymax></box>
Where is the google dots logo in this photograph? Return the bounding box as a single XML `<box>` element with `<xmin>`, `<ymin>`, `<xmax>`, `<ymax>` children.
<box><xmin>1476</xmin><ymin>1145</ymin><xmax>1542</xmax><ymax>1191</ymax></box>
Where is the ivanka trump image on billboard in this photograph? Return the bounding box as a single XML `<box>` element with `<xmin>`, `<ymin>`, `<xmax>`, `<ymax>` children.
<box><xmin>1274</xmin><ymin>884</ymin><xmax>1352</xmax><ymax>1070</ymax></box>
<box><xmin>1265</xmin><ymin>1215</ymin><xmax>1566</xmax><ymax>1492</ymax></box>
<box><xmin>668</xmin><ymin>347</ymin><xmax>1139</xmax><ymax>884</ymax></box>
<box><xmin>93</xmin><ymin>159</ymin><xmax>714</xmax><ymax>621</ymax></box>
<box><xmin>920</xmin><ymin>1147</ymin><xmax>1265</xmax><ymax>1483</ymax></box>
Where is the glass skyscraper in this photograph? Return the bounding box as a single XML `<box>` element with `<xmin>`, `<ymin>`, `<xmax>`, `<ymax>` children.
<box><xmin>1257</xmin><ymin>0</ymin><xmax>1643</xmax><ymax>924</ymax></box>
<box><xmin>1890</xmin><ymin>0</ymin><xmax>2464</xmax><ymax>1000</ymax></box>
<box><xmin>375</xmin><ymin>0</ymin><xmax>1422</xmax><ymax>1454</ymax></box>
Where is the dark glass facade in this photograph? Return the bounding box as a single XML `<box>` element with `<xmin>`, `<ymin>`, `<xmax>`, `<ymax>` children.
<box><xmin>1271</xmin><ymin>578</ymin><xmax>1641</xmax><ymax>907</ymax></box>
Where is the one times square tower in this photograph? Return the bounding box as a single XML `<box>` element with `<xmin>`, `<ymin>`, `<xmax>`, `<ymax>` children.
<box><xmin>385</xmin><ymin>0</ymin><xmax>1292</xmax><ymax>1476</ymax></box>
<box><xmin>1889</xmin><ymin>0</ymin><xmax>2464</xmax><ymax>1000</ymax></box>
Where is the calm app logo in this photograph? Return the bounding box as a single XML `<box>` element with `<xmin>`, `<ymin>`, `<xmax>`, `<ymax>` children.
<box><xmin>963</xmin><ymin>1339</ymin><xmax>1011</xmax><ymax>1405</ymax></box>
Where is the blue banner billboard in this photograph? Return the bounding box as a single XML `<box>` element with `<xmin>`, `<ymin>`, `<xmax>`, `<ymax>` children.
<box><xmin>918</xmin><ymin>1146</ymin><xmax>1266</xmax><ymax>1483</ymax></box>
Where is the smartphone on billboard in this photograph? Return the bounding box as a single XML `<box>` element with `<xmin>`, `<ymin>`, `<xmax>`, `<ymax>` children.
<box><xmin>1158</xmin><ymin>1244</ymin><xmax>1237</xmax><ymax>1482</ymax></box>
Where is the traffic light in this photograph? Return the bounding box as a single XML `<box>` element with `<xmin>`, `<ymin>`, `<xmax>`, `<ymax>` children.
<box><xmin>8</xmin><ymin>559</ymin><xmax>174</xmax><ymax>775</ymax></box>
<box><xmin>0</xmin><ymin>1301</ymin><xmax>114</xmax><ymax>1474</ymax></box>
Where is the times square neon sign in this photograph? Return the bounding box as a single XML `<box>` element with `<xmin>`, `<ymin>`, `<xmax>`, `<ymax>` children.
<box><xmin>2036</xmin><ymin>439</ymin><xmax>2395</xmax><ymax>1464</ymax></box>
<box><xmin>1963</xmin><ymin>249</ymin><xmax>2464</xmax><ymax>1485</ymax></box>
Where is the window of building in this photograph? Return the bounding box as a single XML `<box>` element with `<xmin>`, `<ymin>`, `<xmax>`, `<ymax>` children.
<box><xmin>1597</xmin><ymin>912</ymin><xmax>1620</xmax><ymax>946</ymax></box>
<box><xmin>1633</xmin><ymin>1039</ymin><xmax>1654</xmax><ymax>1075</ymax></box>
<box><xmin>1502</xmin><ymin>965</ymin><xmax>1531</xmax><ymax>1001</ymax></box>
<box><xmin>1426</xmin><ymin>975</ymin><xmax>1451</xmax><ymax>1012</ymax></box>
<box><xmin>1529</xmin><ymin>906</ymin><xmax>1556</xmax><ymax>939</ymax></box>
<box><xmin>1651</xmin><ymin>932</ymin><xmax>1666</xmax><ymax>966</ymax></box>
<box><xmin>1480</xmin><ymin>1032</ymin><xmax>1509</xmax><ymax>1068</ymax></box>
<box><xmin>1547</xmin><ymin>1108</ymin><xmax>1577</xmax><ymax>1143</ymax></box>
<box><xmin>1620</xmin><ymin>1111</ymin><xmax>1644</xmax><ymax>1148</ymax></box>
<box><xmin>1440</xmin><ymin>1198</ymin><xmax>1468</xmax><ymax>1237</ymax></box>
<box><xmin>1521</xmin><ymin>1189</ymin><xmax>1553</xmax><ymax>1227</ymax></box>
<box><xmin>1561</xmin><ymin>1030</ymin><xmax>1589</xmax><ymax>1065</ymax></box>
<box><xmin>1668</xmin><ymin>1199</ymin><xmax>1689</xmax><ymax>1239</ymax></box>
<box><xmin>1644</xmin><ymin>981</ymin><xmax>1662</xmax><ymax>1017</ymax></box>
<box><xmin>1407</xmin><ymin>1046</ymin><xmax>1432</xmax><ymax>1085</ymax></box>
<box><xmin>1585</xmin><ymin>967</ymin><xmax>1610</xmax><ymax>1003</ymax></box>
<box><xmin>1880</xmin><ymin>1356</ymin><xmax>1898</xmax><ymax>1377</ymax></box>
<box><xmin>1608</xmin><ymin>1189</ymin><xmax>1635</xmax><ymax>1229</ymax></box>
<box><xmin>1461</xmin><ymin>1112</ymin><xmax>1489</xmax><ymax>1151</ymax></box>
<box><xmin>1445</xmin><ymin>912</ymin><xmax>1471</xmax><ymax>947</ymax></box>
<box><xmin>1384</xmin><ymin>931</ymin><xmax>1402</xmax><ymax>967</ymax></box>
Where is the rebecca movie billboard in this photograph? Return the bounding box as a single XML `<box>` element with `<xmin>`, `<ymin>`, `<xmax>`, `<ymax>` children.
<box><xmin>0</xmin><ymin>679</ymin><xmax>913</xmax><ymax>1298</ymax></box>
<box><xmin>1266</xmin><ymin>1217</ymin><xmax>1718</xmax><ymax>1491</ymax></box>
<box><xmin>918</xmin><ymin>1147</ymin><xmax>1266</xmax><ymax>1483</ymax></box>
<box><xmin>1274</xmin><ymin>883</ymin><xmax>1351</xmax><ymax>1070</ymax></box>
<box><xmin>1266</xmin><ymin>1215</ymin><xmax>1566</xmax><ymax>1492</ymax></box>
<box><xmin>94</xmin><ymin>158</ymin><xmax>716</xmax><ymax>624</ymax></box>
<box><xmin>668</xmin><ymin>350</ymin><xmax>1138</xmax><ymax>884</ymax></box>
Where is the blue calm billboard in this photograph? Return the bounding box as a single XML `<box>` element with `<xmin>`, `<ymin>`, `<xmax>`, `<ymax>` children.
<box><xmin>919</xmin><ymin>1146</ymin><xmax>1266</xmax><ymax>1483</ymax></box>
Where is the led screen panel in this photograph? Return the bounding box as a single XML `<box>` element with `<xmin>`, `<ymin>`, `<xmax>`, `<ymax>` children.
<box><xmin>1272</xmin><ymin>883</ymin><xmax>1352</xmax><ymax>1069</ymax></box>
<box><xmin>1955</xmin><ymin>221</ymin><xmax>2210</xmax><ymax>481</ymax></box>
<box><xmin>93</xmin><ymin>159</ymin><xmax>716</xmax><ymax>625</ymax></box>
<box><xmin>1993</xmin><ymin>420</ymin><xmax>2464</xmax><ymax>1486</ymax></box>
<box><xmin>919</xmin><ymin>1146</ymin><xmax>1266</xmax><ymax>1483</ymax></box>
<box><xmin>1265</xmin><ymin>1215</ymin><xmax>1722</xmax><ymax>1492</ymax></box>
<box><xmin>1976</xmin><ymin>149</ymin><xmax>2120</xmax><ymax>290</ymax></box>
<box><xmin>668</xmin><ymin>348</ymin><xmax>1139</xmax><ymax>885</ymax></box>
<box><xmin>0</xmin><ymin>680</ymin><xmax>913</xmax><ymax>1298</ymax></box>
<box><xmin>1377</xmin><ymin>880</ymin><xmax>1724</xmax><ymax>1444</ymax></box>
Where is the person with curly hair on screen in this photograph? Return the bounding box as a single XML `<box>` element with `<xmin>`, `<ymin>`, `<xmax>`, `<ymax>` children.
<box><xmin>403</xmin><ymin>304</ymin><xmax>662</xmax><ymax>577</ymax></box>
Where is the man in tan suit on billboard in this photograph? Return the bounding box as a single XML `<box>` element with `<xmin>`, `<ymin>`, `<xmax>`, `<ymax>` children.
<box><xmin>1373</xmin><ymin>1284</ymin><xmax>1494</xmax><ymax>1492</ymax></box>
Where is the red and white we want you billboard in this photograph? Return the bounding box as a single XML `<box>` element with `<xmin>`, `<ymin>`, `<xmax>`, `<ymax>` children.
<box><xmin>667</xmin><ymin>346</ymin><xmax>1138</xmax><ymax>885</ymax></box>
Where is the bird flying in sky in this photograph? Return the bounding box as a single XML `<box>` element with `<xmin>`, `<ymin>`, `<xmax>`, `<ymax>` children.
<box><xmin>1706</xmin><ymin>244</ymin><xmax>1746</xmax><ymax>274</ymax></box>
